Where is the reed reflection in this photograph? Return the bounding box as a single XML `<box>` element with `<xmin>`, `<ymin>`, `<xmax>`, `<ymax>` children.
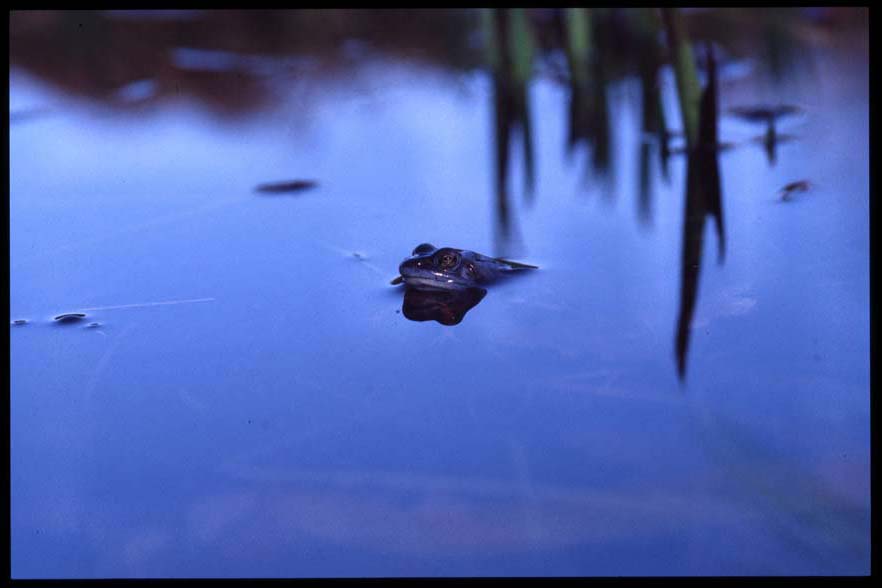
<box><xmin>485</xmin><ymin>9</ymin><xmax>535</xmax><ymax>257</ymax></box>
<box><xmin>729</xmin><ymin>105</ymin><xmax>801</xmax><ymax>166</ymax></box>
<box><xmin>562</xmin><ymin>9</ymin><xmax>612</xmax><ymax>191</ymax></box>
<box><xmin>633</xmin><ymin>8</ymin><xmax>668</xmax><ymax>224</ymax></box>
<box><xmin>674</xmin><ymin>45</ymin><xmax>726</xmax><ymax>380</ymax></box>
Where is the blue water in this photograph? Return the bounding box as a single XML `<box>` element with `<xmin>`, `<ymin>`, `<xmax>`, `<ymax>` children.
<box><xmin>10</xmin><ymin>37</ymin><xmax>869</xmax><ymax>577</ymax></box>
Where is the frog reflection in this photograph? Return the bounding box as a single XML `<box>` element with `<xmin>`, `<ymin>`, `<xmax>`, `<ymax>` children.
<box><xmin>392</xmin><ymin>243</ymin><xmax>537</xmax><ymax>325</ymax></box>
<box><xmin>402</xmin><ymin>286</ymin><xmax>487</xmax><ymax>325</ymax></box>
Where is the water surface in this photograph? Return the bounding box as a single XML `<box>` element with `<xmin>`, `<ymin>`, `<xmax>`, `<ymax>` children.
<box><xmin>10</xmin><ymin>10</ymin><xmax>869</xmax><ymax>577</ymax></box>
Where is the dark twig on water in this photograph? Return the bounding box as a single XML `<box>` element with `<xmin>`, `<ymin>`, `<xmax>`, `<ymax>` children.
<box><xmin>779</xmin><ymin>179</ymin><xmax>811</xmax><ymax>201</ymax></box>
<box><xmin>54</xmin><ymin>313</ymin><xmax>87</xmax><ymax>323</ymax></box>
<box><xmin>255</xmin><ymin>180</ymin><xmax>318</xmax><ymax>194</ymax></box>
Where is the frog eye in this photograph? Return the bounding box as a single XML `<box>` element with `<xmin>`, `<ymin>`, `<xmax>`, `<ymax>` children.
<box><xmin>434</xmin><ymin>250</ymin><xmax>461</xmax><ymax>270</ymax></box>
<box><xmin>412</xmin><ymin>243</ymin><xmax>435</xmax><ymax>255</ymax></box>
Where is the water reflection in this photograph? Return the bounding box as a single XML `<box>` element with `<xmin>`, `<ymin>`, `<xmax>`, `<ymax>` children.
<box><xmin>209</xmin><ymin>464</ymin><xmax>752</xmax><ymax>558</ymax></box>
<box><xmin>485</xmin><ymin>9</ymin><xmax>536</xmax><ymax>255</ymax></box>
<box><xmin>9</xmin><ymin>106</ymin><xmax>54</xmax><ymax>124</ymax></box>
<box><xmin>634</xmin><ymin>11</ymin><xmax>668</xmax><ymax>224</ymax></box>
<box><xmin>9</xmin><ymin>10</ymin><xmax>869</xmax><ymax>576</ymax></box>
<box><xmin>562</xmin><ymin>9</ymin><xmax>612</xmax><ymax>190</ymax></box>
<box><xmin>9</xmin><ymin>10</ymin><xmax>479</xmax><ymax>116</ymax></box>
<box><xmin>402</xmin><ymin>287</ymin><xmax>487</xmax><ymax>326</ymax></box>
<box><xmin>674</xmin><ymin>44</ymin><xmax>726</xmax><ymax>380</ymax></box>
<box><xmin>755</xmin><ymin>130</ymin><xmax>798</xmax><ymax>166</ymax></box>
<box><xmin>728</xmin><ymin>105</ymin><xmax>801</xmax><ymax>166</ymax></box>
<box><xmin>7</xmin><ymin>9</ymin><xmax>837</xmax><ymax>377</ymax></box>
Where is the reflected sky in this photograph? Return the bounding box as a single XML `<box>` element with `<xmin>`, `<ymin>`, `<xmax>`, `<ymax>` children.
<box><xmin>10</xmin><ymin>10</ymin><xmax>869</xmax><ymax>578</ymax></box>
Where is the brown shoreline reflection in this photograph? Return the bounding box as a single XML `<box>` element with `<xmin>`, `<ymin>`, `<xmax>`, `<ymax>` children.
<box><xmin>9</xmin><ymin>10</ymin><xmax>479</xmax><ymax>117</ymax></box>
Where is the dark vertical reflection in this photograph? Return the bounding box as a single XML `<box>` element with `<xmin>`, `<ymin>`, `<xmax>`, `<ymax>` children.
<box><xmin>635</xmin><ymin>10</ymin><xmax>665</xmax><ymax>225</ymax></box>
<box><xmin>759</xmin><ymin>123</ymin><xmax>797</xmax><ymax>166</ymax></box>
<box><xmin>562</xmin><ymin>8</ymin><xmax>611</xmax><ymax>193</ymax></box>
<box><xmin>492</xmin><ymin>68</ymin><xmax>513</xmax><ymax>247</ymax></box>
<box><xmin>563</xmin><ymin>9</ymin><xmax>589</xmax><ymax>161</ymax></box>
<box><xmin>588</xmin><ymin>10</ymin><xmax>612</xmax><ymax>190</ymax></box>
<box><xmin>702</xmin><ymin>48</ymin><xmax>726</xmax><ymax>263</ymax></box>
<box><xmin>659</xmin><ymin>127</ymin><xmax>672</xmax><ymax>182</ymax></box>
<box><xmin>728</xmin><ymin>105</ymin><xmax>800</xmax><ymax>167</ymax></box>
<box><xmin>588</xmin><ymin>67</ymin><xmax>612</xmax><ymax>188</ymax></box>
<box><xmin>675</xmin><ymin>44</ymin><xmax>726</xmax><ymax>380</ymax></box>
<box><xmin>761</xmin><ymin>8</ymin><xmax>802</xmax><ymax>83</ymax></box>
<box><xmin>761</xmin><ymin>123</ymin><xmax>777</xmax><ymax>165</ymax></box>
<box><xmin>521</xmin><ymin>88</ymin><xmax>536</xmax><ymax>202</ymax></box>
<box><xmin>637</xmin><ymin>141</ymin><xmax>653</xmax><ymax>225</ymax></box>
<box><xmin>487</xmin><ymin>9</ymin><xmax>533</xmax><ymax>257</ymax></box>
<box><xmin>510</xmin><ymin>9</ymin><xmax>536</xmax><ymax>204</ymax></box>
<box><xmin>565</xmin><ymin>79</ymin><xmax>586</xmax><ymax>158</ymax></box>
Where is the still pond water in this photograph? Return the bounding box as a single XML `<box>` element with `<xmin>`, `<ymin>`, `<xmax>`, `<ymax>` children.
<box><xmin>10</xmin><ymin>19</ymin><xmax>869</xmax><ymax>577</ymax></box>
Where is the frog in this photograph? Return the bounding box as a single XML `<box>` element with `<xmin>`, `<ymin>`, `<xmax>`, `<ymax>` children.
<box><xmin>392</xmin><ymin>243</ymin><xmax>537</xmax><ymax>290</ymax></box>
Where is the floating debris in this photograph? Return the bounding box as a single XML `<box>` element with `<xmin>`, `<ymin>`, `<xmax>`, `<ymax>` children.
<box><xmin>53</xmin><ymin>313</ymin><xmax>87</xmax><ymax>323</ymax></box>
<box><xmin>255</xmin><ymin>180</ymin><xmax>318</xmax><ymax>195</ymax></box>
<box><xmin>85</xmin><ymin>322</ymin><xmax>102</xmax><ymax>328</ymax></box>
<box><xmin>11</xmin><ymin>319</ymin><xmax>28</xmax><ymax>326</ymax></box>
<box><xmin>779</xmin><ymin>180</ymin><xmax>811</xmax><ymax>201</ymax></box>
